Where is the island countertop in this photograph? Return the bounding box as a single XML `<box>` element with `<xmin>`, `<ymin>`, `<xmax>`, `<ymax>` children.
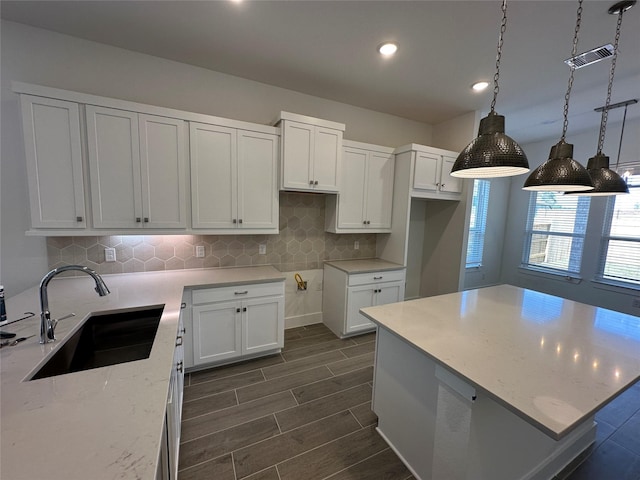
<box><xmin>360</xmin><ymin>284</ymin><xmax>640</xmax><ymax>439</ymax></box>
<box><xmin>0</xmin><ymin>266</ymin><xmax>284</xmax><ymax>480</ymax></box>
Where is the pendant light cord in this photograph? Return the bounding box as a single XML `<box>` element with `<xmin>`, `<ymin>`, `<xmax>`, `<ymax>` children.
<box><xmin>490</xmin><ymin>0</ymin><xmax>508</xmax><ymax>113</ymax></box>
<box><xmin>597</xmin><ymin>9</ymin><xmax>624</xmax><ymax>154</ymax></box>
<box><xmin>561</xmin><ymin>0</ymin><xmax>583</xmax><ymax>142</ymax></box>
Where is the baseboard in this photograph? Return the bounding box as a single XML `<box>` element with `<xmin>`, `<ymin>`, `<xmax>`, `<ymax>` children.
<box><xmin>285</xmin><ymin>312</ymin><xmax>323</xmax><ymax>329</ymax></box>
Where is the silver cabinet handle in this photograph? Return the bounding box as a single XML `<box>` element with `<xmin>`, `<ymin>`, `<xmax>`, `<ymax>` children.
<box><xmin>234</xmin><ymin>290</ymin><xmax>249</xmax><ymax>295</ymax></box>
<box><xmin>176</xmin><ymin>336</ymin><xmax>183</xmax><ymax>346</ymax></box>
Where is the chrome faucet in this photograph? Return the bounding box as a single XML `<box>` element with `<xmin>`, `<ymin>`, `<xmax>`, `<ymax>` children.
<box><xmin>39</xmin><ymin>265</ymin><xmax>110</xmax><ymax>344</ymax></box>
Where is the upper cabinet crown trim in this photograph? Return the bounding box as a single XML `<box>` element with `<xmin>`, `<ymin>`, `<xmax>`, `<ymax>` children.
<box><xmin>394</xmin><ymin>143</ymin><xmax>457</xmax><ymax>157</ymax></box>
<box><xmin>275</xmin><ymin>111</ymin><xmax>345</xmax><ymax>132</ymax></box>
<box><xmin>12</xmin><ymin>81</ymin><xmax>279</xmax><ymax>136</ymax></box>
<box><xmin>343</xmin><ymin>139</ymin><xmax>395</xmax><ymax>153</ymax></box>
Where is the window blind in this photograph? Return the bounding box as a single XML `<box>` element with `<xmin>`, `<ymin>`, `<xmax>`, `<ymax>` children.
<box><xmin>466</xmin><ymin>180</ymin><xmax>491</xmax><ymax>268</ymax></box>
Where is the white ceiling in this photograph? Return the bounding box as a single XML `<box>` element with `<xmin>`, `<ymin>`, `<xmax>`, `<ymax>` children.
<box><xmin>1</xmin><ymin>0</ymin><xmax>639</xmax><ymax>144</ymax></box>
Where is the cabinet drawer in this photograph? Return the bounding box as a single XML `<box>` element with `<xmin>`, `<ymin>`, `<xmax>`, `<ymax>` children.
<box><xmin>348</xmin><ymin>269</ymin><xmax>405</xmax><ymax>286</ymax></box>
<box><xmin>192</xmin><ymin>281</ymin><xmax>284</xmax><ymax>305</ymax></box>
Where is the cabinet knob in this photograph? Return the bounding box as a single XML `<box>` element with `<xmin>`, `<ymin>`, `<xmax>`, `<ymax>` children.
<box><xmin>363</xmin><ymin>220</ymin><xmax>367</xmax><ymax>225</ymax></box>
<box><xmin>367</xmin><ymin>220</ymin><xmax>371</xmax><ymax>225</ymax></box>
<box><xmin>440</xmin><ymin>184</ymin><xmax>445</xmax><ymax>190</ymax></box>
<box><xmin>136</xmin><ymin>217</ymin><xmax>141</xmax><ymax>223</ymax></box>
<box><xmin>177</xmin><ymin>361</ymin><xmax>183</xmax><ymax>373</ymax></box>
<box><xmin>238</xmin><ymin>219</ymin><xmax>243</xmax><ymax>224</ymax></box>
<box><xmin>181</xmin><ymin>302</ymin><xmax>187</xmax><ymax>309</ymax></box>
<box><xmin>76</xmin><ymin>216</ymin><xmax>83</xmax><ymax>222</ymax></box>
<box><xmin>236</xmin><ymin>307</ymin><xmax>241</xmax><ymax>313</ymax></box>
<box><xmin>233</xmin><ymin>219</ymin><xmax>237</xmax><ymax>224</ymax></box>
<box><xmin>314</xmin><ymin>180</ymin><xmax>319</xmax><ymax>185</ymax></box>
<box><xmin>180</xmin><ymin>327</ymin><xmax>186</xmax><ymax>335</ymax></box>
<box><xmin>309</xmin><ymin>180</ymin><xmax>314</xmax><ymax>185</ymax></box>
<box><xmin>243</xmin><ymin>307</ymin><xmax>247</xmax><ymax>312</ymax></box>
<box><xmin>176</xmin><ymin>336</ymin><xmax>183</xmax><ymax>346</ymax></box>
<box><xmin>144</xmin><ymin>217</ymin><xmax>149</xmax><ymax>223</ymax></box>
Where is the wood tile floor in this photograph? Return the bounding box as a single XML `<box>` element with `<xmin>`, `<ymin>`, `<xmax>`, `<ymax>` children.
<box><xmin>179</xmin><ymin>323</ymin><xmax>640</xmax><ymax>480</ymax></box>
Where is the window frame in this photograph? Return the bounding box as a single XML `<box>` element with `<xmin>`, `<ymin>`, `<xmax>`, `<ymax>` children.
<box><xmin>465</xmin><ymin>179</ymin><xmax>491</xmax><ymax>269</ymax></box>
<box><xmin>521</xmin><ymin>191</ymin><xmax>591</xmax><ymax>277</ymax></box>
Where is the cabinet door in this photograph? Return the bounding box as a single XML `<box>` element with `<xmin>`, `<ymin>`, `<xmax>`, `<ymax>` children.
<box><xmin>365</xmin><ymin>151</ymin><xmax>395</xmax><ymax>229</ymax></box>
<box><xmin>20</xmin><ymin>95</ymin><xmax>86</xmax><ymax>229</ymax></box>
<box><xmin>281</xmin><ymin>121</ymin><xmax>314</xmax><ymax>190</ymax></box>
<box><xmin>139</xmin><ymin>115</ymin><xmax>187</xmax><ymax>228</ymax></box>
<box><xmin>190</xmin><ymin>123</ymin><xmax>237</xmax><ymax>229</ymax></box>
<box><xmin>313</xmin><ymin>127</ymin><xmax>342</xmax><ymax>192</ymax></box>
<box><xmin>413</xmin><ymin>152</ymin><xmax>440</xmax><ymax>192</ymax></box>
<box><xmin>337</xmin><ymin>148</ymin><xmax>367</xmax><ymax>228</ymax></box>
<box><xmin>346</xmin><ymin>285</ymin><xmax>377</xmax><ymax>334</ymax></box>
<box><xmin>192</xmin><ymin>301</ymin><xmax>241</xmax><ymax>365</ymax></box>
<box><xmin>237</xmin><ymin>130</ymin><xmax>279</xmax><ymax>229</ymax></box>
<box><xmin>242</xmin><ymin>295</ymin><xmax>284</xmax><ymax>355</ymax></box>
<box><xmin>87</xmin><ymin>106</ymin><xmax>142</xmax><ymax>228</ymax></box>
<box><xmin>376</xmin><ymin>281</ymin><xmax>404</xmax><ymax>306</ymax></box>
<box><xmin>439</xmin><ymin>155</ymin><xmax>463</xmax><ymax>194</ymax></box>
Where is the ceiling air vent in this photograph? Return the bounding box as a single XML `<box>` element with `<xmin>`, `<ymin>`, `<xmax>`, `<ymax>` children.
<box><xmin>565</xmin><ymin>44</ymin><xmax>615</xmax><ymax>69</ymax></box>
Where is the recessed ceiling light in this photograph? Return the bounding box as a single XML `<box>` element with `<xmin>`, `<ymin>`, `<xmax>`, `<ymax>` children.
<box><xmin>471</xmin><ymin>81</ymin><xmax>490</xmax><ymax>92</ymax></box>
<box><xmin>377</xmin><ymin>43</ymin><xmax>398</xmax><ymax>56</ymax></box>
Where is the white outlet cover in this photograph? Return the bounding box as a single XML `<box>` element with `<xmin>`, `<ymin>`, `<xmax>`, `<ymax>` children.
<box><xmin>104</xmin><ymin>247</ymin><xmax>116</xmax><ymax>262</ymax></box>
<box><xmin>259</xmin><ymin>244</ymin><xmax>267</xmax><ymax>255</ymax></box>
<box><xmin>195</xmin><ymin>245</ymin><xmax>205</xmax><ymax>258</ymax></box>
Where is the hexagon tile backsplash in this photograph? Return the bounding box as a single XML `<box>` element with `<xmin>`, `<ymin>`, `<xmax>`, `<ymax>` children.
<box><xmin>47</xmin><ymin>193</ymin><xmax>377</xmax><ymax>275</ymax></box>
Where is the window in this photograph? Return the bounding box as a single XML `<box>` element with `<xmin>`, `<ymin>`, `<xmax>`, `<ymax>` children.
<box><xmin>598</xmin><ymin>168</ymin><xmax>640</xmax><ymax>287</ymax></box>
<box><xmin>522</xmin><ymin>192</ymin><xmax>591</xmax><ymax>274</ymax></box>
<box><xmin>466</xmin><ymin>180</ymin><xmax>491</xmax><ymax>268</ymax></box>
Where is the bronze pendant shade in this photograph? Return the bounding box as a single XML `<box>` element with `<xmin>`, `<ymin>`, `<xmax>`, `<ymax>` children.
<box><xmin>451</xmin><ymin>111</ymin><xmax>529</xmax><ymax>178</ymax></box>
<box><xmin>523</xmin><ymin>141</ymin><xmax>594</xmax><ymax>192</ymax></box>
<box><xmin>577</xmin><ymin>153</ymin><xmax>629</xmax><ymax>196</ymax></box>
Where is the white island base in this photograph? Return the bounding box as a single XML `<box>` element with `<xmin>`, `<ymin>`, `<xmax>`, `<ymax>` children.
<box><xmin>373</xmin><ymin>328</ymin><xmax>596</xmax><ymax>480</ymax></box>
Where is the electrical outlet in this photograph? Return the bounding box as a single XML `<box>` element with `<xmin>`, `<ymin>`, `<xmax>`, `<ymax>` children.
<box><xmin>195</xmin><ymin>245</ymin><xmax>205</xmax><ymax>258</ymax></box>
<box><xmin>259</xmin><ymin>244</ymin><xmax>267</xmax><ymax>255</ymax></box>
<box><xmin>354</xmin><ymin>241</ymin><xmax>359</xmax><ymax>250</ymax></box>
<box><xmin>104</xmin><ymin>247</ymin><xmax>116</xmax><ymax>262</ymax></box>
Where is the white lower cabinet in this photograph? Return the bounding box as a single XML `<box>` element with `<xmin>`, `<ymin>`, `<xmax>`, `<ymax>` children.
<box><xmin>191</xmin><ymin>282</ymin><xmax>285</xmax><ymax>367</ymax></box>
<box><xmin>157</xmin><ymin>313</ymin><xmax>185</xmax><ymax>480</ymax></box>
<box><xmin>323</xmin><ymin>264</ymin><xmax>405</xmax><ymax>338</ymax></box>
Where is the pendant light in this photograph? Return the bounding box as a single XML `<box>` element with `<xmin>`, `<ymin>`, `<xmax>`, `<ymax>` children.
<box><xmin>523</xmin><ymin>0</ymin><xmax>594</xmax><ymax>192</ymax></box>
<box><xmin>451</xmin><ymin>0</ymin><xmax>529</xmax><ymax>179</ymax></box>
<box><xmin>566</xmin><ymin>1</ymin><xmax>635</xmax><ymax>196</ymax></box>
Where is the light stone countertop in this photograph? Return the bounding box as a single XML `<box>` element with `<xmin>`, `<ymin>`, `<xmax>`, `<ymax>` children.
<box><xmin>0</xmin><ymin>266</ymin><xmax>284</xmax><ymax>480</ymax></box>
<box><xmin>360</xmin><ymin>284</ymin><xmax>640</xmax><ymax>440</ymax></box>
<box><xmin>324</xmin><ymin>258</ymin><xmax>405</xmax><ymax>274</ymax></box>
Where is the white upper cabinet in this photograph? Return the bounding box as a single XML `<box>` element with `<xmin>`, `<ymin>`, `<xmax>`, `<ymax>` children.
<box><xmin>86</xmin><ymin>105</ymin><xmax>187</xmax><ymax>229</ymax></box>
<box><xmin>396</xmin><ymin>144</ymin><xmax>463</xmax><ymax>200</ymax></box>
<box><xmin>190</xmin><ymin>122</ymin><xmax>278</xmax><ymax>232</ymax></box>
<box><xmin>277</xmin><ymin>112</ymin><xmax>345</xmax><ymax>193</ymax></box>
<box><xmin>20</xmin><ymin>95</ymin><xmax>86</xmax><ymax>229</ymax></box>
<box><xmin>325</xmin><ymin>140</ymin><xmax>395</xmax><ymax>233</ymax></box>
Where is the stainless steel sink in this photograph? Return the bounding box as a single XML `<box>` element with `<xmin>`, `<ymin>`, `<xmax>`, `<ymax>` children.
<box><xmin>30</xmin><ymin>306</ymin><xmax>164</xmax><ymax>380</ymax></box>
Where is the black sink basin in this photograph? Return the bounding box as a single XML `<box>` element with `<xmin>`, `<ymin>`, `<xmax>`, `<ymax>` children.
<box><xmin>30</xmin><ymin>306</ymin><xmax>164</xmax><ymax>380</ymax></box>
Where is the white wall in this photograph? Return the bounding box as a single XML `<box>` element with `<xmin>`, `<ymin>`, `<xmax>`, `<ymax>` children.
<box><xmin>500</xmin><ymin>117</ymin><xmax>640</xmax><ymax>315</ymax></box>
<box><xmin>0</xmin><ymin>20</ymin><xmax>434</xmax><ymax>295</ymax></box>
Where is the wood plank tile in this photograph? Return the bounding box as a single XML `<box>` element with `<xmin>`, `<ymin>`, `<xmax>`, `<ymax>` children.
<box><xmin>181</xmin><ymin>391</ymin><xmax>297</xmax><ymax>442</ymax></box>
<box><xmin>189</xmin><ymin>354</ymin><xmax>284</xmax><ymax>385</ymax></box>
<box><xmin>277</xmin><ymin>425</ymin><xmax>388</xmax><ymax>480</ymax></box>
<box><xmin>243</xmin><ymin>467</ymin><xmax>281</xmax><ymax>480</ymax></box>
<box><xmin>262</xmin><ymin>350</ymin><xmax>347</xmax><ymax>380</ymax></box>
<box><xmin>327</xmin><ymin>352</ymin><xmax>374</xmax><ymax>376</ymax></box>
<box><xmin>285</xmin><ymin>328</ymin><xmax>304</xmax><ymax>341</ymax></box>
<box><xmin>183</xmin><ymin>369</ymin><xmax>265</xmax><ymax>402</ymax></box>
<box><xmin>237</xmin><ymin>365</ymin><xmax>333</xmax><ymax>404</ymax></box>
<box><xmin>324</xmin><ymin>448</ymin><xmax>411</xmax><ymax>480</ymax></box>
<box><xmin>351</xmin><ymin>332</ymin><xmax>376</xmax><ymax>345</ymax></box>
<box><xmin>340</xmin><ymin>341</ymin><xmax>375</xmax><ymax>358</ymax></box>
<box><xmin>178</xmin><ymin>454</ymin><xmax>235</xmax><ymax>480</ymax></box>
<box><xmin>233</xmin><ymin>410</ymin><xmax>361</xmax><ymax>479</ymax></box>
<box><xmin>292</xmin><ymin>366</ymin><xmax>373</xmax><ymax>404</ymax></box>
<box><xmin>182</xmin><ymin>390</ymin><xmax>238</xmax><ymax>420</ymax></box>
<box><xmin>282</xmin><ymin>338</ymin><xmax>357</xmax><ymax>362</ymax></box>
<box><xmin>282</xmin><ymin>331</ymin><xmax>340</xmax><ymax>352</ymax></box>
<box><xmin>275</xmin><ymin>383</ymin><xmax>373</xmax><ymax>432</ymax></box>
<box><xmin>179</xmin><ymin>415</ymin><xmax>279</xmax><ymax>470</ymax></box>
<box><xmin>349</xmin><ymin>402</ymin><xmax>378</xmax><ymax>428</ymax></box>
<box><xmin>297</xmin><ymin>323</ymin><xmax>333</xmax><ymax>337</ymax></box>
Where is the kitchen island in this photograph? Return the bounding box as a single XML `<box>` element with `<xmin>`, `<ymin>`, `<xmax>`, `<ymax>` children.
<box><xmin>0</xmin><ymin>266</ymin><xmax>284</xmax><ymax>480</ymax></box>
<box><xmin>361</xmin><ymin>284</ymin><xmax>640</xmax><ymax>480</ymax></box>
